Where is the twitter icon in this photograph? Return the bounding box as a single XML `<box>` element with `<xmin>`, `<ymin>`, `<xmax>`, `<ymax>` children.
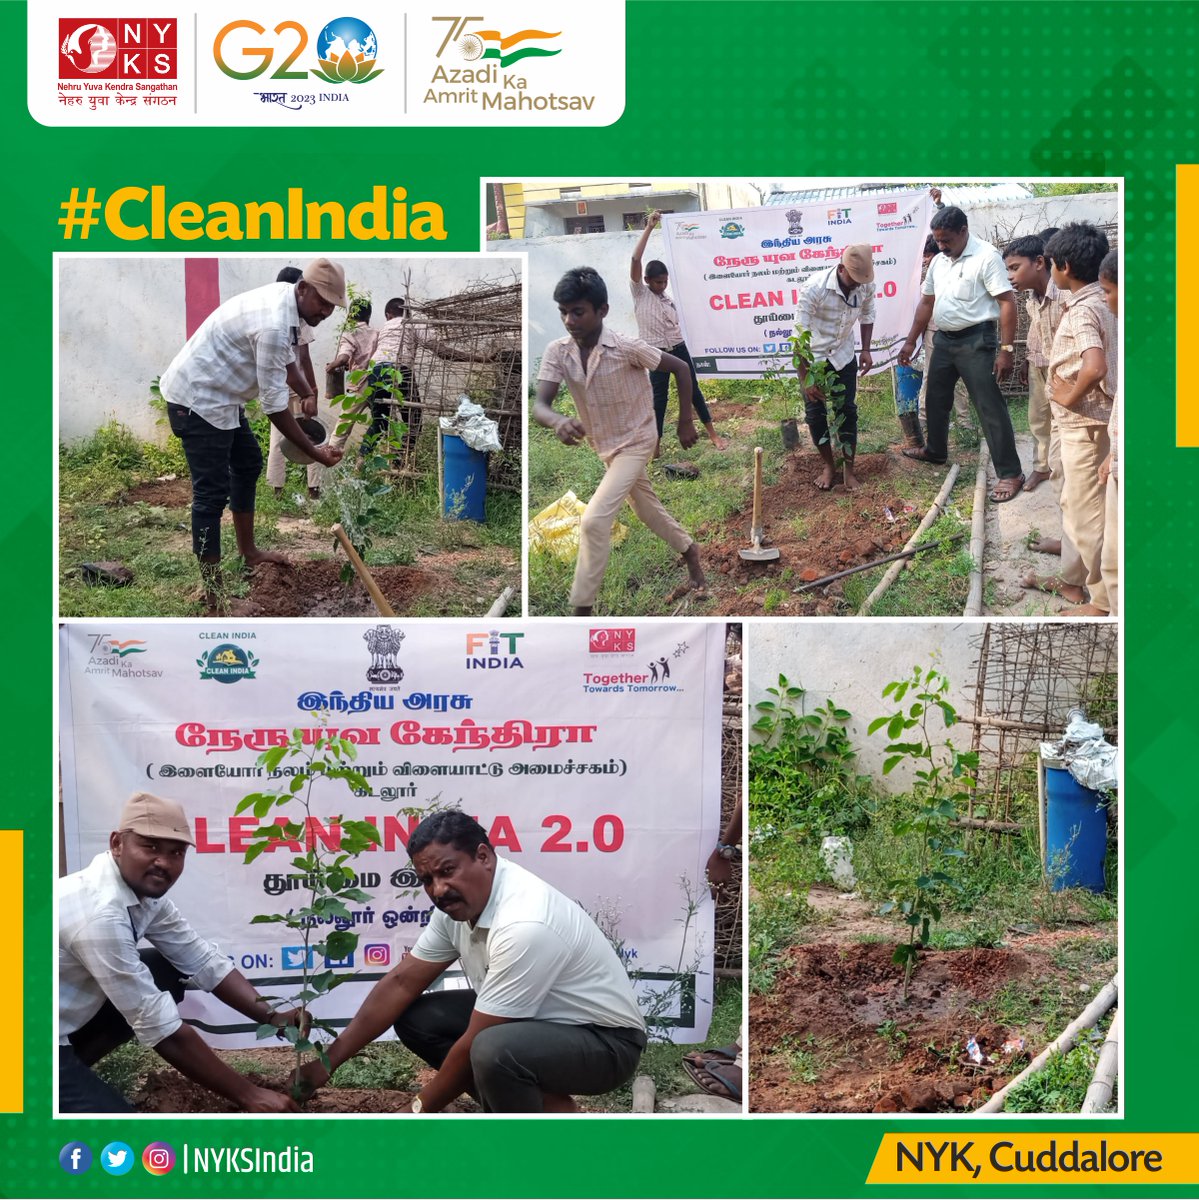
<box><xmin>101</xmin><ymin>1142</ymin><xmax>134</xmax><ymax>1176</ymax></box>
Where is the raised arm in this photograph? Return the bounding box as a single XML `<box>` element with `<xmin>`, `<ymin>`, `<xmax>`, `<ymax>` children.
<box><xmin>631</xmin><ymin>210</ymin><xmax>661</xmax><ymax>283</ymax></box>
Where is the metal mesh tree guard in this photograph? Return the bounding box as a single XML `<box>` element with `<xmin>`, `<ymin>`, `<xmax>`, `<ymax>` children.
<box><xmin>962</xmin><ymin>623</ymin><xmax>1118</xmax><ymax>831</ymax></box>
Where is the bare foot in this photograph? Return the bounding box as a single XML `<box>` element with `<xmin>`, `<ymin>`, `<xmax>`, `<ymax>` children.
<box><xmin>1029</xmin><ymin>537</ymin><xmax>1062</xmax><ymax>556</ymax></box>
<box><xmin>682</xmin><ymin>543</ymin><xmax>708</xmax><ymax>592</ymax></box>
<box><xmin>814</xmin><ymin>463</ymin><xmax>836</xmax><ymax>491</ymax></box>
<box><xmin>243</xmin><ymin>548</ymin><xmax>290</xmax><ymax>569</ymax></box>
<box><xmin>842</xmin><ymin>463</ymin><xmax>860</xmax><ymax>492</ymax></box>
<box><xmin>1023</xmin><ymin>468</ymin><xmax>1051</xmax><ymax>492</ymax></box>
<box><xmin>1062</xmin><ymin>603</ymin><xmax>1111</xmax><ymax>617</ymax></box>
<box><xmin>1019</xmin><ymin>572</ymin><xmax>1086</xmax><ymax>604</ymax></box>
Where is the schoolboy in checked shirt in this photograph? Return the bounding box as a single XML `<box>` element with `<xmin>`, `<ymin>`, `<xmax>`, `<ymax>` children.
<box><xmin>534</xmin><ymin>267</ymin><xmax>708</xmax><ymax>615</ymax></box>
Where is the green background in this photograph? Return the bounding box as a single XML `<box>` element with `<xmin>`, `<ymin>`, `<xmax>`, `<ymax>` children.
<box><xmin>13</xmin><ymin>0</ymin><xmax>1181</xmax><ymax>1194</ymax></box>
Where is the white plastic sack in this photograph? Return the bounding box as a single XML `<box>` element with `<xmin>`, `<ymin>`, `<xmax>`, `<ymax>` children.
<box><xmin>1040</xmin><ymin>711</ymin><xmax>1118</xmax><ymax>794</ymax></box>
<box><xmin>439</xmin><ymin>396</ymin><xmax>502</xmax><ymax>452</ymax></box>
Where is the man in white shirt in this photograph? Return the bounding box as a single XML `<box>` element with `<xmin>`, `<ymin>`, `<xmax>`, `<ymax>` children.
<box><xmin>295</xmin><ymin>811</ymin><xmax>648</xmax><ymax>1112</ymax></box>
<box><xmin>159</xmin><ymin>258</ymin><xmax>347</xmax><ymax>605</ymax></box>
<box><xmin>897</xmin><ymin>206</ymin><xmax>1024</xmax><ymax>502</ymax></box>
<box><xmin>794</xmin><ymin>244</ymin><xmax>876</xmax><ymax>491</ymax></box>
<box><xmin>59</xmin><ymin>792</ymin><xmax>305</xmax><ymax>1113</ymax></box>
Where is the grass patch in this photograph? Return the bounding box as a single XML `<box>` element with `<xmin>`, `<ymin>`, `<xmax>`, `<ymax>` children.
<box><xmin>1003</xmin><ymin>1025</ymin><xmax>1111</xmax><ymax>1113</ymax></box>
<box><xmin>328</xmin><ymin>1043</ymin><xmax>419</xmax><ymax>1090</ymax></box>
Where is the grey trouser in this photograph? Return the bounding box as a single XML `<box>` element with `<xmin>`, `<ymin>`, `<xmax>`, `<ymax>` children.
<box><xmin>395</xmin><ymin>990</ymin><xmax>646</xmax><ymax>1112</ymax></box>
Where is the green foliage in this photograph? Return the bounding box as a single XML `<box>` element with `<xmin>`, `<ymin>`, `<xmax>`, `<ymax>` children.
<box><xmin>876</xmin><ymin>1019</ymin><xmax>909</xmax><ymax>1061</ymax></box>
<box><xmin>238</xmin><ymin>718</ymin><xmax>415</xmax><ymax>1100</ymax></box>
<box><xmin>748</xmin><ymin>891</ymin><xmax>811</xmax><ymax>994</ymax></box>
<box><xmin>790</xmin><ymin>327</ymin><xmax>850</xmax><ymax>455</ymax></box>
<box><xmin>870</xmin><ymin>664</ymin><xmax>975</xmax><ymax>998</ymax></box>
<box><xmin>1003</xmin><ymin>1029</ymin><xmax>1108</xmax><ymax>1113</ymax></box>
<box><xmin>328</xmin><ymin>1043</ymin><xmax>418</xmax><ymax>1090</ymax></box>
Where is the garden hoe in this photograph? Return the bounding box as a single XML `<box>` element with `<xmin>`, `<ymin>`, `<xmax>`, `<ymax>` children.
<box><xmin>739</xmin><ymin>446</ymin><xmax>780</xmax><ymax>563</ymax></box>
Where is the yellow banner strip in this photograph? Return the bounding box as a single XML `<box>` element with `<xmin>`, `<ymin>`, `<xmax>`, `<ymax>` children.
<box><xmin>0</xmin><ymin>831</ymin><xmax>22</xmax><ymax>1112</ymax></box>
<box><xmin>868</xmin><ymin>1134</ymin><xmax>1199</xmax><ymax>1185</ymax></box>
<box><xmin>1178</xmin><ymin>165</ymin><xmax>1198</xmax><ymax>444</ymax></box>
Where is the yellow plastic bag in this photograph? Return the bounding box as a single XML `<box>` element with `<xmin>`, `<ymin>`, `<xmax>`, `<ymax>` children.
<box><xmin>528</xmin><ymin>491</ymin><xmax>628</xmax><ymax>563</ymax></box>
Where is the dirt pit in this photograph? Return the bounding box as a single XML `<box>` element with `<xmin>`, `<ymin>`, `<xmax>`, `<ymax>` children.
<box><xmin>751</xmin><ymin>941</ymin><xmax>1036</xmax><ymax>1113</ymax></box>
<box><xmin>123</xmin><ymin>477</ymin><xmax>193</xmax><ymax>507</ymax></box>
<box><xmin>701</xmin><ymin>449</ymin><xmax>954</xmax><ymax>615</ymax></box>
<box><xmin>233</xmin><ymin>559</ymin><xmax>437</xmax><ymax>617</ymax></box>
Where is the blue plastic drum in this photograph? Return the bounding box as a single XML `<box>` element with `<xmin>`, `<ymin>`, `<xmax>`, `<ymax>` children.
<box><xmin>442</xmin><ymin>432</ymin><xmax>487</xmax><ymax>522</ymax></box>
<box><xmin>1044</xmin><ymin>766</ymin><xmax>1108</xmax><ymax>892</ymax></box>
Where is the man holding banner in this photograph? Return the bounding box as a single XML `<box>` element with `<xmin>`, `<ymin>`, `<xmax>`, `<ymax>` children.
<box><xmin>294</xmin><ymin>811</ymin><xmax>648</xmax><ymax>1113</ymax></box>
<box><xmin>793</xmin><ymin>244</ymin><xmax>876</xmax><ymax>491</ymax></box>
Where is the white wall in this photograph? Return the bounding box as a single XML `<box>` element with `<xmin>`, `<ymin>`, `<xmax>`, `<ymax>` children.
<box><xmin>57</xmin><ymin>254</ymin><xmax>524</xmax><ymax>442</ymax></box>
<box><xmin>747</xmin><ymin>622</ymin><xmax>982</xmax><ymax>790</ymax></box>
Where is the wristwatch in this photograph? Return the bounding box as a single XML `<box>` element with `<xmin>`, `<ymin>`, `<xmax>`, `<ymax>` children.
<box><xmin>998</xmin><ymin>344</ymin><xmax>1015</xmax><ymax>353</ymax></box>
<box><xmin>411</xmin><ymin>1097</ymin><xmax>423</xmax><ymax>1113</ymax></box>
<box><xmin>715</xmin><ymin>842</ymin><xmax>740</xmax><ymax>860</ymax></box>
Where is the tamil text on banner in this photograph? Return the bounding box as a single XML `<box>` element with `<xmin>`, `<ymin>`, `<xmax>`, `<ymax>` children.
<box><xmin>660</xmin><ymin>191</ymin><xmax>934</xmax><ymax>378</ymax></box>
<box><xmin>58</xmin><ymin>622</ymin><xmax>722</xmax><ymax>1046</ymax></box>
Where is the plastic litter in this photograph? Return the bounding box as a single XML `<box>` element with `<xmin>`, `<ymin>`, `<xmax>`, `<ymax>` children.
<box><xmin>883</xmin><ymin>506</ymin><xmax>895</xmax><ymax>523</ymax></box>
<box><xmin>528</xmin><ymin>491</ymin><xmax>628</xmax><ymax>563</ymax></box>
<box><xmin>965</xmin><ymin>1036</ymin><xmax>985</xmax><ymax>1065</ymax></box>
<box><xmin>439</xmin><ymin>396</ymin><xmax>502</xmax><ymax>453</ymax></box>
<box><xmin>1001</xmin><ymin>1038</ymin><xmax>1026</xmax><ymax>1056</ymax></box>
<box><xmin>1040</xmin><ymin>709</ymin><xmax>1118</xmax><ymax>794</ymax></box>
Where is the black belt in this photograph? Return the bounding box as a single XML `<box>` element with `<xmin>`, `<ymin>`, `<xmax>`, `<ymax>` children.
<box><xmin>938</xmin><ymin>320</ymin><xmax>996</xmax><ymax>338</ymax></box>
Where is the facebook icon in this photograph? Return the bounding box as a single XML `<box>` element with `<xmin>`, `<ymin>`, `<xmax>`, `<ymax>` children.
<box><xmin>59</xmin><ymin>1142</ymin><xmax>92</xmax><ymax>1174</ymax></box>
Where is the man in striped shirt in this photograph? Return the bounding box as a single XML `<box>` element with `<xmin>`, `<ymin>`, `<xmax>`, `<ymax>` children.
<box><xmin>534</xmin><ymin>267</ymin><xmax>707</xmax><ymax>615</ymax></box>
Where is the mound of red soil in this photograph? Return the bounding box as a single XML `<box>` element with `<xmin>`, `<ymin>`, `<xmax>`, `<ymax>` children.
<box><xmin>239</xmin><ymin>559</ymin><xmax>436</xmax><ymax>617</ymax></box>
<box><xmin>123</xmin><ymin>478</ymin><xmax>192</xmax><ymax>507</ymax></box>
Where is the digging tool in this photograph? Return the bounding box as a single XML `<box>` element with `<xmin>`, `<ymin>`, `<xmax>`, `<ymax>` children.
<box><xmin>739</xmin><ymin>446</ymin><xmax>780</xmax><ymax>563</ymax></box>
<box><xmin>332</xmin><ymin>523</ymin><xmax>396</xmax><ymax>617</ymax></box>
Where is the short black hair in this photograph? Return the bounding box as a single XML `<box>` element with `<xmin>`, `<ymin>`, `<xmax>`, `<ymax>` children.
<box><xmin>277</xmin><ymin>266</ymin><xmax>303</xmax><ymax>284</ymax></box>
<box><xmin>930</xmin><ymin>205</ymin><xmax>968</xmax><ymax>233</ymax></box>
<box><xmin>384</xmin><ymin>297</ymin><xmax>405</xmax><ymax>319</ymax></box>
<box><xmin>1044</xmin><ymin>223</ymin><xmax>1109</xmax><ymax>283</ymax></box>
<box><xmin>1037</xmin><ymin>227</ymin><xmax>1060</xmax><ymax>245</ymax></box>
<box><xmin>645</xmin><ymin>259</ymin><xmax>668</xmax><ymax>279</ymax></box>
<box><xmin>1003</xmin><ymin>235</ymin><xmax>1045</xmax><ymax>261</ymax></box>
<box><xmin>923</xmin><ymin>235</ymin><xmax>939</xmax><ymax>257</ymax></box>
<box><xmin>553</xmin><ymin>266</ymin><xmax>608</xmax><ymax>308</ymax></box>
<box><xmin>1099</xmin><ymin>249</ymin><xmax>1118</xmax><ymax>284</ymax></box>
<box><xmin>408</xmin><ymin>810</ymin><xmax>491</xmax><ymax>858</ymax></box>
<box><xmin>350</xmin><ymin>298</ymin><xmax>372</xmax><ymax>322</ymax></box>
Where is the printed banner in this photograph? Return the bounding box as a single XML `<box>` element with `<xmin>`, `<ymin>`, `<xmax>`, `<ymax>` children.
<box><xmin>660</xmin><ymin>191</ymin><xmax>934</xmax><ymax>377</ymax></box>
<box><xmin>59</xmin><ymin>621</ymin><xmax>721</xmax><ymax>1046</ymax></box>
<box><xmin>29</xmin><ymin>6</ymin><xmax>624</xmax><ymax>127</ymax></box>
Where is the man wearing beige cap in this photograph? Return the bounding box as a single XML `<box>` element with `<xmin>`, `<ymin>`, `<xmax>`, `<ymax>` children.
<box><xmin>793</xmin><ymin>244</ymin><xmax>876</xmax><ymax>491</ymax></box>
<box><xmin>159</xmin><ymin>257</ymin><xmax>348</xmax><ymax>610</ymax></box>
<box><xmin>59</xmin><ymin>793</ymin><xmax>306</xmax><ymax>1113</ymax></box>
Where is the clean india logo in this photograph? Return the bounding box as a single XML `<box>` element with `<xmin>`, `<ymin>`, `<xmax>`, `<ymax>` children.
<box><xmin>459</xmin><ymin>27</ymin><xmax>560</xmax><ymax>68</ymax></box>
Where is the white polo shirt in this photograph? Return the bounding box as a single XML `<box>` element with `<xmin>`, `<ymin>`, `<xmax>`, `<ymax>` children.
<box><xmin>159</xmin><ymin>281</ymin><xmax>304</xmax><ymax>429</ymax></box>
<box><xmin>411</xmin><ymin>856</ymin><xmax>646</xmax><ymax>1031</ymax></box>
<box><xmin>922</xmin><ymin>233</ymin><xmax>1012</xmax><ymax>332</ymax></box>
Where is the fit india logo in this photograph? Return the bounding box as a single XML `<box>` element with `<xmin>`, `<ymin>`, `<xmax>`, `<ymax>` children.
<box><xmin>589</xmin><ymin>628</ymin><xmax>636</xmax><ymax>654</ymax></box>
<box><xmin>434</xmin><ymin>17</ymin><xmax>561</xmax><ymax>68</ymax></box>
<box><xmin>59</xmin><ymin>18</ymin><xmax>177</xmax><ymax>80</ymax></box>
<box><xmin>59</xmin><ymin>1143</ymin><xmax>92</xmax><ymax>1175</ymax></box>
<box><xmin>465</xmin><ymin>630</ymin><xmax>525</xmax><ymax>669</ymax></box>
<box><xmin>197</xmin><ymin>643</ymin><xmax>259</xmax><ymax>684</ymax></box>
<box><xmin>827</xmin><ymin>207</ymin><xmax>853</xmax><ymax>226</ymax></box>
<box><xmin>142</xmin><ymin>1143</ymin><xmax>175</xmax><ymax>1175</ymax></box>
<box><xmin>364</xmin><ymin>624</ymin><xmax>405</xmax><ymax>685</ymax></box>
<box><xmin>718</xmin><ymin>220</ymin><xmax>745</xmax><ymax>241</ymax></box>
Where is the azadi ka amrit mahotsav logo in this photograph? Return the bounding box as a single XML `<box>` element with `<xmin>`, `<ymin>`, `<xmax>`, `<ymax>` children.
<box><xmin>455</xmin><ymin>23</ymin><xmax>561</xmax><ymax>68</ymax></box>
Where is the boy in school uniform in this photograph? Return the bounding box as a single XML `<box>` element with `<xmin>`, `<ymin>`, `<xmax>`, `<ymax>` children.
<box><xmin>1043</xmin><ymin>223</ymin><xmax>1117</xmax><ymax>617</ymax></box>
<box><xmin>629</xmin><ymin>210</ymin><xmax>726</xmax><ymax>452</ymax></box>
<box><xmin>534</xmin><ymin>267</ymin><xmax>708</xmax><ymax>616</ymax></box>
<box><xmin>327</xmin><ymin>297</ymin><xmax>379</xmax><ymax>454</ymax></box>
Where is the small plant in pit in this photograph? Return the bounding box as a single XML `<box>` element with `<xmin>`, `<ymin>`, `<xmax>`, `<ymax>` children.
<box><xmin>237</xmin><ymin>720</ymin><xmax>385</xmax><ymax>1099</ymax></box>
<box><xmin>869</xmin><ymin>664</ymin><xmax>976</xmax><ymax>1000</ymax></box>
<box><xmin>876</xmin><ymin>1019</ymin><xmax>909</xmax><ymax>1061</ymax></box>
<box><xmin>789</xmin><ymin>326</ymin><xmax>850</xmax><ymax>455</ymax></box>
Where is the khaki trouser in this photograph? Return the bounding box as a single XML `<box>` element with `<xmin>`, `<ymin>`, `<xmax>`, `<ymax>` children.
<box><xmin>1058</xmin><ymin>420</ymin><xmax>1111</xmax><ymax>613</ymax></box>
<box><xmin>570</xmin><ymin>445</ymin><xmax>693</xmax><ymax>608</ymax></box>
<box><xmin>1047</xmin><ymin>415</ymin><xmax>1084</xmax><ymax>587</ymax></box>
<box><xmin>1027</xmin><ymin>360</ymin><xmax>1053</xmax><ymax>474</ymax></box>
<box><xmin>1101</xmin><ymin>472</ymin><xmax>1119</xmax><ymax>616</ymax></box>
<box><xmin>265</xmin><ymin>391</ymin><xmax>333</xmax><ymax>489</ymax></box>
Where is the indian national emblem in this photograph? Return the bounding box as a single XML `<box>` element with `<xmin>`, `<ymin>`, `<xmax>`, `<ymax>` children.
<box><xmin>786</xmin><ymin>209</ymin><xmax>804</xmax><ymax>237</ymax></box>
<box><xmin>364</xmin><ymin>625</ymin><xmax>405</xmax><ymax>685</ymax></box>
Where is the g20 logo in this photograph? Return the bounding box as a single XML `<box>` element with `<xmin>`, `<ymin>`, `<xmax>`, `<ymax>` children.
<box><xmin>214</xmin><ymin>16</ymin><xmax>383</xmax><ymax>84</ymax></box>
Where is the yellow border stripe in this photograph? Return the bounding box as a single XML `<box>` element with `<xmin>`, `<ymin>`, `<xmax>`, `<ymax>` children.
<box><xmin>0</xmin><ymin>832</ymin><xmax>21</xmax><ymax>1111</ymax></box>
<box><xmin>1179</xmin><ymin>165</ymin><xmax>1199</xmax><ymax>444</ymax></box>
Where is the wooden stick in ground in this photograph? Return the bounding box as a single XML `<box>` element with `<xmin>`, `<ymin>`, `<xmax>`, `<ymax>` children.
<box><xmin>857</xmin><ymin>463</ymin><xmax>960</xmax><ymax>615</ymax></box>
<box><xmin>976</xmin><ymin>976</ymin><xmax>1119</xmax><ymax>1113</ymax></box>
<box><xmin>486</xmin><ymin>584</ymin><xmax>516</xmax><ymax>617</ymax></box>
<box><xmin>331</xmin><ymin>523</ymin><xmax>396</xmax><ymax>617</ymax></box>
<box><xmin>1081</xmin><ymin>1006</ymin><xmax>1121</xmax><ymax>1113</ymax></box>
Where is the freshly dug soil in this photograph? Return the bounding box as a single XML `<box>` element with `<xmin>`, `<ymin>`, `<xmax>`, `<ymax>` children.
<box><xmin>124</xmin><ymin>478</ymin><xmax>193</xmax><ymax>507</ymax></box>
<box><xmin>236</xmin><ymin>559</ymin><xmax>437</xmax><ymax>617</ymax></box>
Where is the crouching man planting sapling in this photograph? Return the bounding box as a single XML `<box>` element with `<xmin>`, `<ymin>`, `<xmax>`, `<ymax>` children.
<box><xmin>292</xmin><ymin>811</ymin><xmax>648</xmax><ymax>1112</ymax></box>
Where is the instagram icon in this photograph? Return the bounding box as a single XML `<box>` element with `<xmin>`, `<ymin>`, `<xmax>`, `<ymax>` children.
<box><xmin>142</xmin><ymin>1143</ymin><xmax>175</xmax><ymax>1175</ymax></box>
<box><xmin>363</xmin><ymin>943</ymin><xmax>391</xmax><ymax>967</ymax></box>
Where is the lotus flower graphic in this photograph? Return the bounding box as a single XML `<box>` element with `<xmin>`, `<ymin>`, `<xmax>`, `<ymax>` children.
<box><xmin>313</xmin><ymin>16</ymin><xmax>383</xmax><ymax>85</ymax></box>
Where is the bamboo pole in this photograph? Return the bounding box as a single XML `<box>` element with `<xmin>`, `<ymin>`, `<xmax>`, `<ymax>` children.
<box><xmin>331</xmin><ymin>524</ymin><xmax>395</xmax><ymax>617</ymax></box>
<box><xmin>793</xmin><ymin>533</ymin><xmax>966</xmax><ymax>593</ymax></box>
<box><xmin>977</xmin><ymin>977</ymin><xmax>1119</xmax><ymax>1113</ymax></box>
<box><xmin>1081</xmin><ymin>1007</ymin><xmax>1121</xmax><ymax>1113</ymax></box>
<box><xmin>1038</xmin><ymin>756</ymin><xmax>1048</xmax><ymax>876</ymax></box>
<box><xmin>964</xmin><ymin>447</ymin><xmax>990</xmax><ymax>616</ymax></box>
<box><xmin>486</xmin><ymin>585</ymin><xmax>517</xmax><ymax>617</ymax></box>
<box><xmin>858</xmin><ymin>464</ymin><xmax>960</xmax><ymax>614</ymax></box>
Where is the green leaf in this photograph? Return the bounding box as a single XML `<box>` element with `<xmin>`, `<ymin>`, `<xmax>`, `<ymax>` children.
<box><xmin>883</xmin><ymin>755</ymin><xmax>903</xmax><ymax>775</ymax></box>
<box><xmin>244</xmin><ymin>840</ymin><xmax>270</xmax><ymax>865</ymax></box>
<box><xmin>867</xmin><ymin>716</ymin><xmax>890</xmax><ymax>735</ymax></box>
<box><xmin>256</xmin><ymin>1023</ymin><xmax>280</xmax><ymax>1040</ymax></box>
<box><xmin>324</xmin><ymin>930</ymin><xmax>357</xmax><ymax>960</ymax></box>
<box><xmin>338</xmin><ymin>888</ymin><xmax>372</xmax><ymax>903</ymax></box>
<box><xmin>887</xmin><ymin>713</ymin><xmax>905</xmax><ymax>740</ymax></box>
<box><xmin>915</xmin><ymin>875</ymin><xmax>932</xmax><ymax>889</ymax></box>
<box><xmin>249</xmin><ymin>913</ymin><xmax>287</xmax><ymax>924</ymax></box>
<box><xmin>260</xmin><ymin>745</ymin><xmax>289</xmax><ymax>772</ymax></box>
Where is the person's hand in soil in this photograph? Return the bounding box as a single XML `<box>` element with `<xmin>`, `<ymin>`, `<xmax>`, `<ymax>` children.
<box><xmin>270</xmin><ymin>1006</ymin><xmax>312</xmax><ymax>1040</ymax></box>
<box><xmin>289</xmin><ymin>1059</ymin><xmax>330</xmax><ymax>1103</ymax></box>
<box><xmin>313</xmin><ymin>445</ymin><xmax>343</xmax><ymax>468</ymax></box>
<box><xmin>677</xmin><ymin>416</ymin><xmax>699</xmax><ymax>449</ymax></box>
<box><xmin>241</xmin><ymin>1084</ymin><xmax>300</xmax><ymax>1113</ymax></box>
<box><xmin>554</xmin><ymin>416</ymin><xmax>586</xmax><ymax>446</ymax></box>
